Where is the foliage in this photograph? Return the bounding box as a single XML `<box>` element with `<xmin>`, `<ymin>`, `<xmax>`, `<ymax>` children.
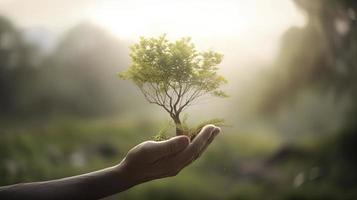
<box><xmin>152</xmin><ymin>117</ymin><xmax>225</xmax><ymax>141</ymax></box>
<box><xmin>260</xmin><ymin>0</ymin><xmax>357</xmax><ymax>113</ymax></box>
<box><xmin>120</xmin><ymin>34</ymin><xmax>227</xmax><ymax>134</ymax></box>
<box><xmin>3</xmin><ymin>119</ymin><xmax>357</xmax><ymax>200</ymax></box>
<box><xmin>184</xmin><ymin>118</ymin><xmax>226</xmax><ymax>139</ymax></box>
<box><xmin>0</xmin><ymin>17</ymin><xmax>134</xmax><ymax>118</ymax></box>
<box><xmin>0</xmin><ymin>16</ymin><xmax>39</xmax><ymax>115</ymax></box>
<box><xmin>151</xmin><ymin>121</ymin><xmax>173</xmax><ymax>141</ymax></box>
<box><xmin>2</xmin><ymin>1</ymin><xmax>357</xmax><ymax>199</ymax></box>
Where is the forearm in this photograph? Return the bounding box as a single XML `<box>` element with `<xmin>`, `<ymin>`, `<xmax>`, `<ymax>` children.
<box><xmin>0</xmin><ymin>125</ymin><xmax>219</xmax><ymax>200</ymax></box>
<box><xmin>0</xmin><ymin>162</ymin><xmax>134</xmax><ymax>200</ymax></box>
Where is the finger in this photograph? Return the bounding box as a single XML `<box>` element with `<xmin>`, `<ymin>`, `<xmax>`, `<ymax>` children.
<box><xmin>190</xmin><ymin>125</ymin><xmax>217</xmax><ymax>154</ymax></box>
<box><xmin>150</xmin><ymin>135</ymin><xmax>190</xmax><ymax>160</ymax></box>
<box><xmin>196</xmin><ymin>127</ymin><xmax>220</xmax><ymax>158</ymax></box>
<box><xmin>175</xmin><ymin>125</ymin><xmax>217</xmax><ymax>166</ymax></box>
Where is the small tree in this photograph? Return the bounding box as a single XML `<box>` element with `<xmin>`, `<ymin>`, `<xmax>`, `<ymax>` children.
<box><xmin>120</xmin><ymin>35</ymin><xmax>227</xmax><ymax>136</ymax></box>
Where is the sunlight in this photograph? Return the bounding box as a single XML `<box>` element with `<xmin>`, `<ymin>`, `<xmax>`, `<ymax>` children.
<box><xmin>89</xmin><ymin>0</ymin><xmax>306</xmax><ymax>41</ymax></box>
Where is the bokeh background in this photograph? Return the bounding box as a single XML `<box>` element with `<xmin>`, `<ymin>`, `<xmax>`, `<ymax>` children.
<box><xmin>1</xmin><ymin>0</ymin><xmax>357</xmax><ymax>199</ymax></box>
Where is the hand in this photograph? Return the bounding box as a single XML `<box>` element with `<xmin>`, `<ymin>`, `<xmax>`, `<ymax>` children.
<box><xmin>0</xmin><ymin>124</ymin><xmax>220</xmax><ymax>200</ymax></box>
<box><xmin>117</xmin><ymin>124</ymin><xmax>221</xmax><ymax>186</ymax></box>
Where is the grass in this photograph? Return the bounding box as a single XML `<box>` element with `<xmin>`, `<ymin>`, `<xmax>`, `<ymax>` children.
<box><xmin>153</xmin><ymin>118</ymin><xmax>226</xmax><ymax>141</ymax></box>
<box><xmin>1</xmin><ymin>117</ymin><xmax>355</xmax><ymax>199</ymax></box>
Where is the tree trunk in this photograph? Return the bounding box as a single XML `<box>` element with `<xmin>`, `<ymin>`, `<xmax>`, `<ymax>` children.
<box><xmin>172</xmin><ymin>115</ymin><xmax>183</xmax><ymax>136</ymax></box>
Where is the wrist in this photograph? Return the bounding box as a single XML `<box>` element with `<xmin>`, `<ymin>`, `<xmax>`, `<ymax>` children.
<box><xmin>113</xmin><ymin>159</ymin><xmax>139</xmax><ymax>191</ymax></box>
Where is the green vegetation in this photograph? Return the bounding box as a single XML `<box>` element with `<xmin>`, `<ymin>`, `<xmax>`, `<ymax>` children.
<box><xmin>120</xmin><ymin>35</ymin><xmax>227</xmax><ymax>136</ymax></box>
<box><xmin>1</xmin><ymin>0</ymin><xmax>357</xmax><ymax>199</ymax></box>
<box><xmin>152</xmin><ymin>117</ymin><xmax>225</xmax><ymax>140</ymax></box>
<box><xmin>2</xmin><ymin>119</ymin><xmax>356</xmax><ymax>200</ymax></box>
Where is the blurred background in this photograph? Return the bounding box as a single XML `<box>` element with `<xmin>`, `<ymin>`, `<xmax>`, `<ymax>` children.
<box><xmin>1</xmin><ymin>0</ymin><xmax>356</xmax><ymax>199</ymax></box>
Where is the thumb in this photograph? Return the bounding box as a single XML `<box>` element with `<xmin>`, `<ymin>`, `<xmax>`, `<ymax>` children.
<box><xmin>151</xmin><ymin>136</ymin><xmax>190</xmax><ymax>159</ymax></box>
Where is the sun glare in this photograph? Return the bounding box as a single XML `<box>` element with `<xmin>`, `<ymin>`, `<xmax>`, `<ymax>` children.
<box><xmin>89</xmin><ymin>0</ymin><xmax>305</xmax><ymax>41</ymax></box>
<box><xmin>88</xmin><ymin>0</ymin><xmax>306</xmax><ymax>73</ymax></box>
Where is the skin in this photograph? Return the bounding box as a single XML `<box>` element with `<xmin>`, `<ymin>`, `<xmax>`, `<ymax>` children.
<box><xmin>0</xmin><ymin>124</ymin><xmax>221</xmax><ymax>200</ymax></box>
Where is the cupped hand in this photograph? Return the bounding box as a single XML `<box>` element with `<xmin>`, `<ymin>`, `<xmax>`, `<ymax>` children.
<box><xmin>118</xmin><ymin>124</ymin><xmax>221</xmax><ymax>186</ymax></box>
<box><xmin>0</xmin><ymin>125</ymin><xmax>220</xmax><ymax>200</ymax></box>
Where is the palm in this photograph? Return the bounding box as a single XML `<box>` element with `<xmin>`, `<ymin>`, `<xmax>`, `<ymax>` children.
<box><xmin>121</xmin><ymin>125</ymin><xmax>220</xmax><ymax>183</ymax></box>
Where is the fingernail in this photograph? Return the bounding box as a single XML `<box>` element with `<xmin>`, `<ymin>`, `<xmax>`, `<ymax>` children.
<box><xmin>204</xmin><ymin>124</ymin><xmax>216</xmax><ymax>132</ymax></box>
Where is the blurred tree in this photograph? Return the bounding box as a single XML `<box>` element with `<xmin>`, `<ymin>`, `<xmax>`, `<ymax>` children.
<box><xmin>120</xmin><ymin>35</ymin><xmax>227</xmax><ymax>135</ymax></box>
<box><xmin>0</xmin><ymin>18</ymin><xmax>136</xmax><ymax>118</ymax></box>
<box><xmin>258</xmin><ymin>0</ymin><xmax>357</xmax><ymax>188</ymax></box>
<box><xmin>0</xmin><ymin>15</ymin><xmax>39</xmax><ymax>116</ymax></box>
<box><xmin>0</xmin><ymin>16</ymin><xmax>17</xmax><ymax>114</ymax></box>
<box><xmin>36</xmin><ymin>23</ymin><xmax>132</xmax><ymax>116</ymax></box>
<box><xmin>260</xmin><ymin>0</ymin><xmax>357</xmax><ymax>114</ymax></box>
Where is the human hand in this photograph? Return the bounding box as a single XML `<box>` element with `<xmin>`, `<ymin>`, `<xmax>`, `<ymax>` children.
<box><xmin>117</xmin><ymin>124</ymin><xmax>221</xmax><ymax>187</ymax></box>
<box><xmin>0</xmin><ymin>125</ymin><xmax>220</xmax><ymax>200</ymax></box>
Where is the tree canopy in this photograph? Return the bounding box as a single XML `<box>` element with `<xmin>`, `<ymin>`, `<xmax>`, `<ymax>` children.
<box><xmin>120</xmin><ymin>35</ymin><xmax>227</xmax><ymax>135</ymax></box>
<box><xmin>259</xmin><ymin>0</ymin><xmax>357</xmax><ymax>114</ymax></box>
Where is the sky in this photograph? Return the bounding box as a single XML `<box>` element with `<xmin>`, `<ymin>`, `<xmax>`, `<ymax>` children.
<box><xmin>0</xmin><ymin>1</ymin><xmax>304</xmax><ymax>38</ymax></box>
<box><xmin>0</xmin><ymin>0</ymin><xmax>306</xmax><ymax>69</ymax></box>
<box><xmin>0</xmin><ymin>0</ymin><xmax>306</xmax><ymax>80</ymax></box>
<box><xmin>0</xmin><ymin>0</ymin><xmax>307</xmax><ymax>121</ymax></box>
